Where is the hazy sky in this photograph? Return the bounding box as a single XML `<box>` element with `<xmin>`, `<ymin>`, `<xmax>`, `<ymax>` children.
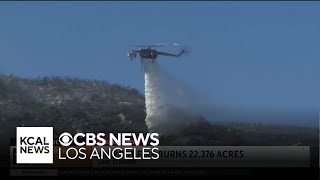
<box><xmin>0</xmin><ymin>2</ymin><xmax>319</xmax><ymax>110</ymax></box>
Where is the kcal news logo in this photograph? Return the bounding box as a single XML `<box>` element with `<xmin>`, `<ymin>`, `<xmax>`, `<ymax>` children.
<box><xmin>16</xmin><ymin>127</ymin><xmax>53</xmax><ymax>164</ymax></box>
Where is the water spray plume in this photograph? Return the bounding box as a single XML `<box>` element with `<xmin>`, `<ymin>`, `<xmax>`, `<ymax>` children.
<box><xmin>143</xmin><ymin>59</ymin><xmax>204</xmax><ymax>135</ymax></box>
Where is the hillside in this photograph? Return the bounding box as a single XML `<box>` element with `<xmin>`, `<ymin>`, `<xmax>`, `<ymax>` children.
<box><xmin>0</xmin><ymin>74</ymin><xmax>318</xmax><ymax>166</ymax></box>
<box><xmin>0</xmin><ymin>74</ymin><xmax>148</xmax><ymax>137</ymax></box>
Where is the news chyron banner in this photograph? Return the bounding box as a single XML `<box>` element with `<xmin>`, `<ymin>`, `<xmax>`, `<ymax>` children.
<box><xmin>10</xmin><ymin>127</ymin><xmax>310</xmax><ymax>176</ymax></box>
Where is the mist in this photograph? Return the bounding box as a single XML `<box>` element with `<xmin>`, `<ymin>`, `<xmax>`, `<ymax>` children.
<box><xmin>143</xmin><ymin>59</ymin><xmax>319</xmax><ymax>135</ymax></box>
<box><xmin>144</xmin><ymin>59</ymin><xmax>205</xmax><ymax>135</ymax></box>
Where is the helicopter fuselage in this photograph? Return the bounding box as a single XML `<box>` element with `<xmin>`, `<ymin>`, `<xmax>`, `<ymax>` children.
<box><xmin>127</xmin><ymin>44</ymin><xmax>187</xmax><ymax>62</ymax></box>
<box><xmin>138</xmin><ymin>48</ymin><xmax>158</xmax><ymax>59</ymax></box>
<box><xmin>128</xmin><ymin>43</ymin><xmax>189</xmax><ymax>71</ymax></box>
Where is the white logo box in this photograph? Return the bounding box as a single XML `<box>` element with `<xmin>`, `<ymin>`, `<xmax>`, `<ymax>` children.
<box><xmin>16</xmin><ymin>127</ymin><xmax>53</xmax><ymax>164</ymax></box>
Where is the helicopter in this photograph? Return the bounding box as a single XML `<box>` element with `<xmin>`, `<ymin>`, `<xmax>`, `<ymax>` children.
<box><xmin>127</xmin><ymin>43</ymin><xmax>189</xmax><ymax>64</ymax></box>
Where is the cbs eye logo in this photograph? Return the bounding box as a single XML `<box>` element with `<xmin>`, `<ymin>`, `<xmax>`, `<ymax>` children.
<box><xmin>59</xmin><ymin>133</ymin><xmax>73</xmax><ymax>146</ymax></box>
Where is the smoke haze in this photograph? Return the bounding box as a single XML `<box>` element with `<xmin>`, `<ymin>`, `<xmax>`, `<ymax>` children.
<box><xmin>143</xmin><ymin>59</ymin><xmax>318</xmax><ymax>135</ymax></box>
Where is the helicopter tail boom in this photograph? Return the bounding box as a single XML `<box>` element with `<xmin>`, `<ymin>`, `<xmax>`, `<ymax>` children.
<box><xmin>157</xmin><ymin>49</ymin><xmax>186</xmax><ymax>57</ymax></box>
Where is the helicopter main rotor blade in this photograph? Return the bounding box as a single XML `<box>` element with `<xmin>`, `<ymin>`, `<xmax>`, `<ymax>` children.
<box><xmin>150</xmin><ymin>43</ymin><xmax>180</xmax><ymax>47</ymax></box>
<box><xmin>129</xmin><ymin>45</ymin><xmax>149</xmax><ymax>47</ymax></box>
<box><xmin>129</xmin><ymin>43</ymin><xmax>180</xmax><ymax>48</ymax></box>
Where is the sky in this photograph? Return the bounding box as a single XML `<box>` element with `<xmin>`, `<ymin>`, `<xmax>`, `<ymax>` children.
<box><xmin>0</xmin><ymin>2</ymin><xmax>319</xmax><ymax>111</ymax></box>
